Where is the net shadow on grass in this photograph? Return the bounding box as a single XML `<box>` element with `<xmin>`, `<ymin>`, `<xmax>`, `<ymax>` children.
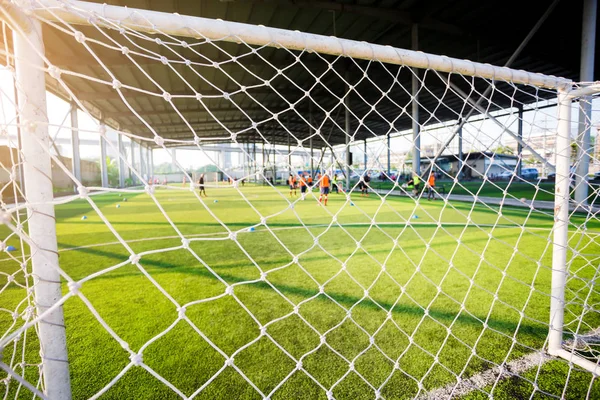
<box><xmin>62</xmin><ymin>244</ymin><xmax>550</xmax><ymax>342</ymax></box>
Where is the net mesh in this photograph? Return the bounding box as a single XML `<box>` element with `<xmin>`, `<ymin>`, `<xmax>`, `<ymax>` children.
<box><xmin>0</xmin><ymin>1</ymin><xmax>599</xmax><ymax>399</ymax></box>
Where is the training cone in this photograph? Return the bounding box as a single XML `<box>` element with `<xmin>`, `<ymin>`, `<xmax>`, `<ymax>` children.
<box><xmin>6</xmin><ymin>245</ymin><xmax>16</xmax><ymax>252</ymax></box>
<box><xmin>81</xmin><ymin>215</ymin><xmax>87</xmax><ymax>220</ymax></box>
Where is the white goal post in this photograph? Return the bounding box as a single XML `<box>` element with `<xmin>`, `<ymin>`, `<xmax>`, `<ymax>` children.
<box><xmin>1</xmin><ymin>0</ymin><xmax>600</xmax><ymax>399</ymax></box>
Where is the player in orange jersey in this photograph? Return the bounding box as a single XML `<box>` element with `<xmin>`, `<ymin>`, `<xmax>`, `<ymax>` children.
<box><xmin>318</xmin><ymin>172</ymin><xmax>330</xmax><ymax>206</ymax></box>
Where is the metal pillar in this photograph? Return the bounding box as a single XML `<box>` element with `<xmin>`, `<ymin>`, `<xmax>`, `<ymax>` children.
<box><xmin>288</xmin><ymin>115</ymin><xmax>292</xmax><ymax>175</ymax></box>
<box><xmin>148</xmin><ymin>147</ymin><xmax>154</xmax><ymax>177</ymax></box>
<box><xmin>412</xmin><ymin>23</ymin><xmax>420</xmax><ymax>177</ymax></box>
<box><xmin>139</xmin><ymin>142</ymin><xmax>145</xmax><ymax>183</ymax></box>
<box><xmin>549</xmin><ymin>89</ymin><xmax>572</xmax><ymax>355</ymax></box>
<box><xmin>457</xmin><ymin>119</ymin><xmax>463</xmax><ymax>178</ymax></box>
<box><xmin>575</xmin><ymin>0</ymin><xmax>597</xmax><ymax>205</ymax></box>
<box><xmin>387</xmin><ymin>134</ymin><xmax>391</xmax><ymax>175</ymax></box>
<box><xmin>99</xmin><ymin>127</ymin><xmax>109</xmax><ymax>188</ymax></box>
<box><xmin>345</xmin><ymin>71</ymin><xmax>351</xmax><ymax>191</ymax></box>
<box><xmin>130</xmin><ymin>141</ymin><xmax>137</xmax><ymax>185</ymax></box>
<box><xmin>70</xmin><ymin>102</ymin><xmax>81</xmax><ymax>188</ymax></box>
<box><xmin>117</xmin><ymin>133</ymin><xmax>125</xmax><ymax>188</ymax></box>
<box><xmin>364</xmin><ymin>139</ymin><xmax>367</xmax><ymax>170</ymax></box>
<box><xmin>146</xmin><ymin>146</ymin><xmax>152</xmax><ymax>182</ymax></box>
<box><xmin>310</xmin><ymin>100</ymin><xmax>315</xmax><ymax>178</ymax></box>
<box><xmin>13</xmin><ymin>17</ymin><xmax>72</xmax><ymax>399</ymax></box>
<box><xmin>517</xmin><ymin>105</ymin><xmax>523</xmax><ymax>178</ymax></box>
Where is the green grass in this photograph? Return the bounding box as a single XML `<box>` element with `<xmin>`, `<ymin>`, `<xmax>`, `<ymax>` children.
<box><xmin>1</xmin><ymin>185</ymin><xmax>599</xmax><ymax>399</ymax></box>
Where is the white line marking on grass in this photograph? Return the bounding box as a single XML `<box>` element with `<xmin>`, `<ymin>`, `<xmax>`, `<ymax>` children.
<box><xmin>0</xmin><ymin>222</ymin><xmax>554</xmax><ymax>264</ymax></box>
<box><xmin>418</xmin><ymin>351</ymin><xmax>548</xmax><ymax>399</ymax></box>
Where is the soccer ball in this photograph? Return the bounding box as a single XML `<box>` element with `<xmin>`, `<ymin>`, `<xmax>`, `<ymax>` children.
<box><xmin>249</xmin><ymin>227</ymin><xmax>256</xmax><ymax>232</ymax></box>
<box><xmin>81</xmin><ymin>216</ymin><xmax>87</xmax><ymax>220</ymax></box>
<box><xmin>116</xmin><ymin>204</ymin><xmax>120</xmax><ymax>208</ymax></box>
<box><xmin>6</xmin><ymin>245</ymin><xmax>16</xmax><ymax>252</ymax></box>
<box><xmin>123</xmin><ymin>198</ymin><xmax>128</xmax><ymax>202</ymax></box>
<box><xmin>214</xmin><ymin>200</ymin><xmax>218</xmax><ymax>203</ymax></box>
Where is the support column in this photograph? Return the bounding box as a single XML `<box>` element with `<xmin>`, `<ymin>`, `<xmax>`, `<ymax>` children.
<box><xmin>70</xmin><ymin>102</ymin><xmax>81</xmax><ymax>188</ymax></box>
<box><xmin>310</xmin><ymin>100</ymin><xmax>315</xmax><ymax>178</ymax></box>
<box><xmin>99</xmin><ymin>127</ymin><xmax>108</xmax><ymax>188</ymax></box>
<box><xmin>412</xmin><ymin>23</ymin><xmax>421</xmax><ymax>177</ymax></box>
<box><xmin>364</xmin><ymin>139</ymin><xmax>367</xmax><ymax>170</ymax></box>
<box><xmin>139</xmin><ymin>142</ymin><xmax>145</xmax><ymax>184</ymax></box>
<box><xmin>387</xmin><ymin>134</ymin><xmax>391</xmax><ymax>175</ymax></box>
<box><xmin>117</xmin><ymin>133</ymin><xmax>125</xmax><ymax>188</ymax></box>
<box><xmin>457</xmin><ymin>120</ymin><xmax>463</xmax><ymax>178</ymax></box>
<box><xmin>13</xmin><ymin>17</ymin><xmax>72</xmax><ymax>399</ymax></box>
<box><xmin>130</xmin><ymin>141</ymin><xmax>137</xmax><ymax>185</ymax></box>
<box><xmin>549</xmin><ymin>89</ymin><xmax>572</xmax><ymax>355</ymax></box>
<box><xmin>345</xmin><ymin>72</ymin><xmax>351</xmax><ymax>191</ymax></box>
<box><xmin>575</xmin><ymin>0</ymin><xmax>597</xmax><ymax>205</ymax></box>
<box><xmin>288</xmin><ymin>116</ymin><xmax>292</xmax><ymax>175</ymax></box>
<box><xmin>517</xmin><ymin>105</ymin><xmax>523</xmax><ymax>178</ymax></box>
<box><xmin>146</xmin><ymin>146</ymin><xmax>152</xmax><ymax>183</ymax></box>
<box><xmin>149</xmin><ymin>147</ymin><xmax>154</xmax><ymax>181</ymax></box>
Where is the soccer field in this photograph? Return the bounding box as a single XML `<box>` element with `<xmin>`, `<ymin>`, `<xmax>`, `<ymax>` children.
<box><xmin>2</xmin><ymin>185</ymin><xmax>600</xmax><ymax>399</ymax></box>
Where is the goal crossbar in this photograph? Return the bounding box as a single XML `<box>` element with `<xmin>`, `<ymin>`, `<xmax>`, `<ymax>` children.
<box><xmin>11</xmin><ymin>0</ymin><xmax>572</xmax><ymax>91</ymax></box>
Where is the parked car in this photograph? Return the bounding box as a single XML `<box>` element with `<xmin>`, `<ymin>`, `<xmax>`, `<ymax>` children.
<box><xmin>520</xmin><ymin>168</ymin><xmax>539</xmax><ymax>180</ymax></box>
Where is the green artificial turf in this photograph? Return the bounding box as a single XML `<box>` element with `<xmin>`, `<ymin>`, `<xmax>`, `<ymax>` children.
<box><xmin>1</xmin><ymin>184</ymin><xmax>599</xmax><ymax>399</ymax></box>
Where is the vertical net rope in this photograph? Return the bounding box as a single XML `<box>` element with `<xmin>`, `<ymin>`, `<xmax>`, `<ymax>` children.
<box><xmin>0</xmin><ymin>1</ymin><xmax>599</xmax><ymax>399</ymax></box>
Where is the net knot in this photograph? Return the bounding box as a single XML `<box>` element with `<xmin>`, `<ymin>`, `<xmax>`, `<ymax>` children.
<box><xmin>177</xmin><ymin>307</ymin><xmax>186</xmax><ymax>319</ymax></box>
<box><xmin>154</xmin><ymin>136</ymin><xmax>164</xmax><ymax>146</ymax></box>
<box><xmin>181</xmin><ymin>238</ymin><xmax>190</xmax><ymax>249</ymax></box>
<box><xmin>121</xmin><ymin>46</ymin><xmax>129</xmax><ymax>55</ymax></box>
<box><xmin>260</xmin><ymin>326</ymin><xmax>267</xmax><ymax>336</ymax></box>
<box><xmin>162</xmin><ymin>92</ymin><xmax>172</xmax><ymax>102</ymax></box>
<box><xmin>296</xmin><ymin>361</ymin><xmax>302</xmax><ymax>370</ymax></box>
<box><xmin>129</xmin><ymin>254</ymin><xmax>141</xmax><ymax>264</ymax></box>
<box><xmin>225</xmin><ymin>357</ymin><xmax>235</xmax><ymax>367</ymax></box>
<box><xmin>195</xmin><ymin>93</ymin><xmax>203</xmax><ymax>101</ymax></box>
<box><xmin>0</xmin><ymin>212</ymin><xmax>11</xmax><ymax>225</ymax></box>
<box><xmin>225</xmin><ymin>286</ymin><xmax>234</xmax><ymax>296</ymax></box>
<box><xmin>348</xmin><ymin>362</ymin><xmax>355</xmax><ymax>371</ymax></box>
<box><xmin>130</xmin><ymin>353</ymin><xmax>143</xmax><ymax>366</ymax></box>
<box><xmin>185</xmin><ymin>59</ymin><xmax>192</xmax><ymax>66</ymax></box>
<box><xmin>77</xmin><ymin>185</ymin><xmax>88</xmax><ymax>198</ymax></box>
<box><xmin>74</xmin><ymin>31</ymin><xmax>85</xmax><ymax>43</ymax></box>
<box><xmin>260</xmin><ymin>272</ymin><xmax>267</xmax><ymax>281</ymax></box>
<box><xmin>293</xmin><ymin>305</ymin><xmax>299</xmax><ymax>314</ymax></box>
<box><xmin>112</xmin><ymin>79</ymin><xmax>122</xmax><ymax>90</ymax></box>
<box><xmin>193</xmin><ymin>136</ymin><xmax>201</xmax><ymax>145</ymax></box>
<box><xmin>292</xmin><ymin>256</ymin><xmax>299</xmax><ymax>264</ymax></box>
<box><xmin>48</xmin><ymin>66</ymin><xmax>61</xmax><ymax>80</ymax></box>
<box><xmin>145</xmin><ymin>185</ymin><xmax>155</xmax><ymax>195</ymax></box>
<box><xmin>160</xmin><ymin>56</ymin><xmax>168</xmax><ymax>65</ymax></box>
<box><xmin>228</xmin><ymin>232</ymin><xmax>237</xmax><ymax>241</ymax></box>
<box><xmin>68</xmin><ymin>281</ymin><xmax>82</xmax><ymax>295</ymax></box>
<box><xmin>320</xmin><ymin>336</ymin><xmax>326</xmax><ymax>345</ymax></box>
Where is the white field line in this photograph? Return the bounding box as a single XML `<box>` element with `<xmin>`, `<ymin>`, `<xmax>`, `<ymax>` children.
<box><xmin>418</xmin><ymin>351</ymin><xmax>548</xmax><ymax>399</ymax></box>
<box><xmin>419</xmin><ymin>331</ymin><xmax>600</xmax><ymax>399</ymax></box>
<box><xmin>0</xmin><ymin>222</ymin><xmax>556</xmax><ymax>264</ymax></box>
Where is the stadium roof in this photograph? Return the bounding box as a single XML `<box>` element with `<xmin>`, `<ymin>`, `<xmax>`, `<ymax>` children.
<box><xmin>2</xmin><ymin>0</ymin><xmax>597</xmax><ymax>148</ymax></box>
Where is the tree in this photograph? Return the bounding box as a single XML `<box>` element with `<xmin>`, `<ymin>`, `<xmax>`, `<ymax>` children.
<box><xmin>493</xmin><ymin>145</ymin><xmax>514</xmax><ymax>155</ymax></box>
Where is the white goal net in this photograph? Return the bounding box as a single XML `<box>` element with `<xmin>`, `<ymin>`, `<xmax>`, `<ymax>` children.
<box><xmin>0</xmin><ymin>1</ymin><xmax>599</xmax><ymax>399</ymax></box>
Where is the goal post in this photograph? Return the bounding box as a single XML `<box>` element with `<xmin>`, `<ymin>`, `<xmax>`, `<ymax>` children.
<box><xmin>2</xmin><ymin>0</ymin><xmax>600</xmax><ymax>399</ymax></box>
